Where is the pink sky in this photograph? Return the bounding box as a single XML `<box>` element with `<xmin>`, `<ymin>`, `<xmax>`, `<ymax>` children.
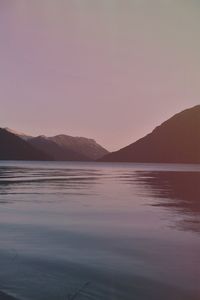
<box><xmin>0</xmin><ymin>1</ymin><xmax>200</xmax><ymax>150</ymax></box>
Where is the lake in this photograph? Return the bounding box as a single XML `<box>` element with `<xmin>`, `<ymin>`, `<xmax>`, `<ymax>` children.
<box><xmin>0</xmin><ymin>161</ymin><xmax>199</xmax><ymax>300</ymax></box>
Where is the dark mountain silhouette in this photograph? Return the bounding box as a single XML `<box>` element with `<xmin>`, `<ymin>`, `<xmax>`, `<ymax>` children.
<box><xmin>101</xmin><ymin>105</ymin><xmax>200</xmax><ymax>164</ymax></box>
<box><xmin>49</xmin><ymin>134</ymin><xmax>108</xmax><ymax>160</ymax></box>
<box><xmin>0</xmin><ymin>129</ymin><xmax>52</xmax><ymax>161</ymax></box>
<box><xmin>29</xmin><ymin>136</ymin><xmax>89</xmax><ymax>161</ymax></box>
<box><xmin>4</xmin><ymin>127</ymin><xmax>33</xmax><ymax>141</ymax></box>
<box><xmin>4</xmin><ymin>128</ymin><xmax>109</xmax><ymax>161</ymax></box>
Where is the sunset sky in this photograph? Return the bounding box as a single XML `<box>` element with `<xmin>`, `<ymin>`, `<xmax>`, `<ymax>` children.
<box><xmin>0</xmin><ymin>0</ymin><xmax>200</xmax><ymax>150</ymax></box>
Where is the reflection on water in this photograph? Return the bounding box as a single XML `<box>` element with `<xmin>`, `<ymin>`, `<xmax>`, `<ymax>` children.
<box><xmin>0</xmin><ymin>161</ymin><xmax>199</xmax><ymax>300</ymax></box>
<box><xmin>135</xmin><ymin>171</ymin><xmax>200</xmax><ymax>233</ymax></box>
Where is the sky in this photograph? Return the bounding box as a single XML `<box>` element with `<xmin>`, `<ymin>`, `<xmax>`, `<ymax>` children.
<box><xmin>0</xmin><ymin>0</ymin><xmax>200</xmax><ymax>151</ymax></box>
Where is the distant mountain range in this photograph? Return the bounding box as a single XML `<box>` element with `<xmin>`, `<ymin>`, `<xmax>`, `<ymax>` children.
<box><xmin>0</xmin><ymin>129</ymin><xmax>51</xmax><ymax>161</ymax></box>
<box><xmin>0</xmin><ymin>129</ymin><xmax>109</xmax><ymax>161</ymax></box>
<box><xmin>1</xmin><ymin>105</ymin><xmax>199</xmax><ymax>163</ymax></box>
<box><xmin>101</xmin><ymin>105</ymin><xmax>200</xmax><ymax>164</ymax></box>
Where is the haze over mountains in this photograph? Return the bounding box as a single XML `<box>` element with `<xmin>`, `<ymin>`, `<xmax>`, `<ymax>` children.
<box><xmin>1</xmin><ymin>129</ymin><xmax>108</xmax><ymax>161</ymax></box>
<box><xmin>101</xmin><ymin>105</ymin><xmax>200</xmax><ymax>164</ymax></box>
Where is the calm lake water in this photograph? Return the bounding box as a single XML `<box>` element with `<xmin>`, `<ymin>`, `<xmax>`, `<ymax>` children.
<box><xmin>0</xmin><ymin>161</ymin><xmax>199</xmax><ymax>300</ymax></box>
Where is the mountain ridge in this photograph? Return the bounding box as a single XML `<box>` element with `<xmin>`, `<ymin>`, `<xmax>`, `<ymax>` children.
<box><xmin>2</xmin><ymin>105</ymin><xmax>199</xmax><ymax>163</ymax></box>
<box><xmin>2</xmin><ymin>128</ymin><xmax>109</xmax><ymax>161</ymax></box>
<box><xmin>0</xmin><ymin>129</ymin><xmax>52</xmax><ymax>161</ymax></box>
<box><xmin>29</xmin><ymin>136</ymin><xmax>90</xmax><ymax>161</ymax></box>
<box><xmin>100</xmin><ymin>105</ymin><xmax>200</xmax><ymax>164</ymax></box>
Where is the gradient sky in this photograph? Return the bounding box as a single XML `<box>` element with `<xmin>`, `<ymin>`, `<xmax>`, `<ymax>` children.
<box><xmin>0</xmin><ymin>1</ymin><xmax>200</xmax><ymax>150</ymax></box>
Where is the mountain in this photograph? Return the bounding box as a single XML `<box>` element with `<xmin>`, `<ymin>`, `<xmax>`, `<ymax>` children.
<box><xmin>100</xmin><ymin>105</ymin><xmax>200</xmax><ymax>164</ymax></box>
<box><xmin>4</xmin><ymin>127</ymin><xmax>33</xmax><ymax>141</ymax></box>
<box><xmin>4</xmin><ymin>129</ymin><xmax>109</xmax><ymax>161</ymax></box>
<box><xmin>29</xmin><ymin>136</ymin><xmax>89</xmax><ymax>161</ymax></box>
<box><xmin>0</xmin><ymin>129</ymin><xmax>52</xmax><ymax>161</ymax></box>
<box><xmin>49</xmin><ymin>135</ymin><xmax>108</xmax><ymax>160</ymax></box>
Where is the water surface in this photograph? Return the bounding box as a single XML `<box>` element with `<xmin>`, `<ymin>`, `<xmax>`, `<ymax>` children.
<box><xmin>0</xmin><ymin>161</ymin><xmax>199</xmax><ymax>300</ymax></box>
